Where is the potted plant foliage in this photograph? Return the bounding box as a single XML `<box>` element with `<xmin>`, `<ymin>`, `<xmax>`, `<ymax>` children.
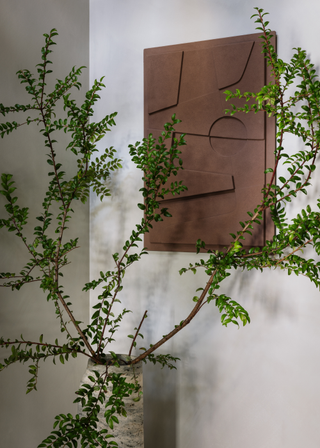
<box><xmin>1</xmin><ymin>8</ymin><xmax>320</xmax><ymax>447</ymax></box>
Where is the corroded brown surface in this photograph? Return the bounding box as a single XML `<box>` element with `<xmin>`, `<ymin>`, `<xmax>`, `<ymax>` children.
<box><xmin>144</xmin><ymin>32</ymin><xmax>276</xmax><ymax>252</ymax></box>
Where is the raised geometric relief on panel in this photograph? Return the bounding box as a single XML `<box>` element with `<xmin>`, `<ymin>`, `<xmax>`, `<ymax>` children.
<box><xmin>144</xmin><ymin>32</ymin><xmax>276</xmax><ymax>252</ymax></box>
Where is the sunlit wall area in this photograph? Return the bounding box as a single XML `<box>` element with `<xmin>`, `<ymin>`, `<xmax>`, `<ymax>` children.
<box><xmin>89</xmin><ymin>1</ymin><xmax>320</xmax><ymax>448</ymax></box>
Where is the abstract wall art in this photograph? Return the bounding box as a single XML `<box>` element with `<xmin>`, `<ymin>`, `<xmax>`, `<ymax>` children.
<box><xmin>144</xmin><ymin>32</ymin><xmax>276</xmax><ymax>252</ymax></box>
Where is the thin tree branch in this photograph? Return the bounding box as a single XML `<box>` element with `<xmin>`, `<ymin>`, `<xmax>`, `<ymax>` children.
<box><xmin>129</xmin><ymin>311</ymin><xmax>148</xmax><ymax>357</ymax></box>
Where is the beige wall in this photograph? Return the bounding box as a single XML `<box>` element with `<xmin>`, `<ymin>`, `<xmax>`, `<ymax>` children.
<box><xmin>0</xmin><ymin>1</ymin><xmax>89</xmax><ymax>447</ymax></box>
<box><xmin>89</xmin><ymin>1</ymin><xmax>320</xmax><ymax>448</ymax></box>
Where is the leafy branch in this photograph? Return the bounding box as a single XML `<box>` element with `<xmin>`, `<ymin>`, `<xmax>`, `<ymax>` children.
<box><xmin>2</xmin><ymin>9</ymin><xmax>320</xmax><ymax>446</ymax></box>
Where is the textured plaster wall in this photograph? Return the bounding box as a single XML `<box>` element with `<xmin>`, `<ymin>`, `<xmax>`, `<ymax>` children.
<box><xmin>0</xmin><ymin>1</ymin><xmax>89</xmax><ymax>447</ymax></box>
<box><xmin>1</xmin><ymin>1</ymin><xmax>320</xmax><ymax>448</ymax></box>
<box><xmin>89</xmin><ymin>1</ymin><xmax>320</xmax><ymax>448</ymax></box>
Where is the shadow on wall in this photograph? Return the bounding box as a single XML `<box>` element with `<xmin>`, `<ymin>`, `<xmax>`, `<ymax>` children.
<box><xmin>90</xmin><ymin>162</ymin><xmax>180</xmax><ymax>448</ymax></box>
<box><xmin>90</xmin><ymin>169</ymin><xmax>136</xmax><ymax>257</ymax></box>
<box><xmin>226</xmin><ymin>267</ymin><xmax>286</xmax><ymax>319</ymax></box>
<box><xmin>143</xmin><ymin>362</ymin><xmax>178</xmax><ymax>448</ymax></box>
<box><xmin>90</xmin><ymin>112</ymin><xmax>312</xmax><ymax>448</ymax></box>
